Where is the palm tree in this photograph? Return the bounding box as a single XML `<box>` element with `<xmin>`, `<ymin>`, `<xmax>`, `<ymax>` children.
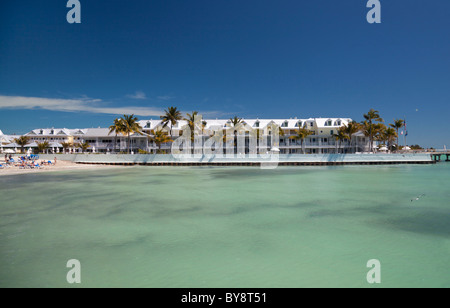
<box><xmin>289</xmin><ymin>126</ymin><xmax>313</xmax><ymax>154</ymax></box>
<box><xmin>362</xmin><ymin>109</ymin><xmax>384</xmax><ymax>152</ymax></box>
<box><xmin>109</xmin><ymin>118</ymin><xmax>125</xmax><ymax>153</ymax></box>
<box><xmin>229</xmin><ymin>116</ymin><xmax>243</xmax><ymax>127</ymax></box>
<box><xmin>13</xmin><ymin>136</ymin><xmax>31</xmax><ymax>154</ymax></box>
<box><xmin>373</xmin><ymin>123</ymin><xmax>387</xmax><ymax>143</ymax></box>
<box><xmin>382</xmin><ymin>127</ymin><xmax>397</xmax><ymax>152</ymax></box>
<box><xmin>37</xmin><ymin>141</ymin><xmax>50</xmax><ymax>154</ymax></box>
<box><xmin>76</xmin><ymin>141</ymin><xmax>90</xmax><ymax>154</ymax></box>
<box><xmin>227</xmin><ymin>116</ymin><xmax>244</xmax><ymax>153</ymax></box>
<box><xmin>184</xmin><ymin>111</ymin><xmax>199</xmax><ymax>142</ymax></box>
<box><xmin>61</xmin><ymin>142</ymin><xmax>72</xmax><ymax>154</ymax></box>
<box><xmin>160</xmin><ymin>107</ymin><xmax>182</xmax><ymax>137</ymax></box>
<box><xmin>333</xmin><ymin>127</ymin><xmax>348</xmax><ymax>154</ymax></box>
<box><xmin>390</xmin><ymin>119</ymin><xmax>404</xmax><ymax>151</ymax></box>
<box><xmin>148</xmin><ymin>129</ymin><xmax>173</xmax><ymax>153</ymax></box>
<box><xmin>342</xmin><ymin>121</ymin><xmax>360</xmax><ymax>153</ymax></box>
<box><xmin>120</xmin><ymin>114</ymin><xmax>143</xmax><ymax>153</ymax></box>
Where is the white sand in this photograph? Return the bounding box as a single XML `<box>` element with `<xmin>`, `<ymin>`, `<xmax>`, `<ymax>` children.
<box><xmin>0</xmin><ymin>156</ymin><xmax>122</xmax><ymax>176</ymax></box>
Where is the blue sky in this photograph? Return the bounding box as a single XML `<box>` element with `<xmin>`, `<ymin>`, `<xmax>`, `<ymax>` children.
<box><xmin>0</xmin><ymin>0</ymin><xmax>449</xmax><ymax>147</ymax></box>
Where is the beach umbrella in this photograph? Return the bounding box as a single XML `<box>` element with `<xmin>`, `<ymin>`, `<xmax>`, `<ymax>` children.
<box><xmin>270</xmin><ymin>147</ymin><xmax>280</xmax><ymax>152</ymax></box>
<box><xmin>379</xmin><ymin>146</ymin><xmax>388</xmax><ymax>151</ymax></box>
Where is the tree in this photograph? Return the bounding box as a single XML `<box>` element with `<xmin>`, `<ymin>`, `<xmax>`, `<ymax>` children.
<box><xmin>76</xmin><ymin>141</ymin><xmax>90</xmax><ymax>154</ymax></box>
<box><xmin>373</xmin><ymin>123</ymin><xmax>387</xmax><ymax>144</ymax></box>
<box><xmin>120</xmin><ymin>114</ymin><xmax>143</xmax><ymax>153</ymax></box>
<box><xmin>61</xmin><ymin>142</ymin><xmax>73</xmax><ymax>154</ymax></box>
<box><xmin>362</xmin><ymin>109</ymin><xmax>384</xmax><ymax>152</ymax></box>
<box><xmin>289</xmin><ymin>126</ymin><xmax>313</xmax><ymax>154</ymax></box>
<box><xmin>229</xmin><ymin>116</ymin><xmax>243</xmax><ymax>128</ymax></box>
<box><xmin>184</xmin><ymin>111</ymin><xmax>199</xmax><ymax>142</ymax></box>
<box><xmin>381</xmin><ymin>127</ymin><xmax>397</xmax><ymax>152</ymax></box>
<box><xmin>389</xmin><ymin>119</ymin><xmax>404</xmax><ymax>151</ymax></box>
<box><xmin>230</xmin><ymin>116</ymin><xmax>244</xmax><ymax>153</ymax></box>
<box><xmin>13</xmin><ymin>136</ymin><xmax>31</xmax><ymax>154</ymax></box>
<box><xmin>37</xmin><ymin>141</ymin><xmax>50</xmax><ymax>154</ymax></box>
<box><xmin>109</xmin><ymin>118</ymin><xmax>125</xmax><ymax>153</ymax></box>
<box><xmin>148</xmin><ymin>129</ymin><xmax>173</xmax><ymax>153</ymax></box>
<box><xmin>410</xmin><ymin>144</ymin><xmax>423</xmax><ymax>150</ymax></box>
<box><xmin>160</xmin><ymin>107</ymin><xmax>182</xmax><ymax>137</ymax></box>
<box><xmin>333</xmin><ymin>127</ymin><xmax>348</xmax><ymax>154</ymax></box>
<box><xmin>342</xmin><ymin>121</ymin><xmax>360</xmax><ymax>153</ymax></box>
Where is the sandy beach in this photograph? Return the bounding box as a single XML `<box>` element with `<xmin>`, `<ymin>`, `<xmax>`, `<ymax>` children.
<box><xmin>0</xmin><ymin>156</ymin><xmax>121</xmax><ymax>176</ymax></box>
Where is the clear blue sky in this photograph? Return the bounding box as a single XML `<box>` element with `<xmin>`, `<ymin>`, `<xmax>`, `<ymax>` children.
<box><xmin>0</xmin><ymin>0</ymin><xmax>449</xmax><ymax>147</ymax></box>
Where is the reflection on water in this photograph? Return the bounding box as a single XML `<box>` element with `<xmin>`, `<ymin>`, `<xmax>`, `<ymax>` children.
<box><xmin>0</xmin><ymin>165</ymin><xmax>449</xmax><ymax>287</ymax></box>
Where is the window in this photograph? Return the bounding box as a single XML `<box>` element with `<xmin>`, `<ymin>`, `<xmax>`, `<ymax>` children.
<box><xmin>330</xmin><ymin>130</ymin><xmax>334</xmax><ymax>136</ymax></box>
<box><xmin>310</xmin><ymin>122</ymin><xmax>314</xmax><ymax>127</ymax></box>
<box><xmin>254</xmin><ymin>121</ymin><xmax>260</xmax><ymax>128</ymax></box>
<box><xmin>325</xmin><ymin>120</ymin><xmax>332</xmax><ymax>126</ymax></box>
<box><xmin>39</xmin><ymin>130</ymin><xmax>43</xmax><ymax>135</ymax></box>
<box><xmin>145</xmin><ymin>122</ymin><xmax>151</xmax><ymax>128</ymax></box>
<box><xmin>282</xmin><ymin>121</ymin><xmax>288</xmax><ymax>128</ymax></box>
<box><xmin>295</xmin><ymin>121</ymin><xmax>302</xmax><ymax>127</ymax></box>
<box><xmin>335</xmin><ymin>120</ymin><xmax>342</xmax><ymax>126</ymax></box>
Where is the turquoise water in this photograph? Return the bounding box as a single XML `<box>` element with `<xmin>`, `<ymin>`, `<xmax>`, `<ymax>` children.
<box><xmin>0</xmin><ymin>164</ymin><xmax>449</xmax><ymax>288</ymax></box>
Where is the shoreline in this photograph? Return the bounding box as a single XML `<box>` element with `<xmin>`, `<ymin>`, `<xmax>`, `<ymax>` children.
<box><xmin>0</xmin><ymin>157</ymin><xmax>123</xmax><ymax>176</ymax></box>
<box><xmin>0</xmin><ymin>153</ymin><xmax>440</xmax><ymax>176</ymax></box>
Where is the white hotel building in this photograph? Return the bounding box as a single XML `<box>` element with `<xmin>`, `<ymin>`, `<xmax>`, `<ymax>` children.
<box><xmin>0</xmin><ymin>118</ymin><xmax>372</xmax><ymax>155</ymax></box>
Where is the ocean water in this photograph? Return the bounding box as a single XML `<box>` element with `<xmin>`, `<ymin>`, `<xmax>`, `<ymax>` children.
<box><xmin>0</xmin><ymin>164</ymin><xmax>449</xmax><ymax>288</ymax></box>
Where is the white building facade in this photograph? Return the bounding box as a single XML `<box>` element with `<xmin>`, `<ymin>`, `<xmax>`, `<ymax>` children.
<box><xmin>1</xmin><ymin>117</ymin><xmax>371</xmax><ymax>154</ymax></box>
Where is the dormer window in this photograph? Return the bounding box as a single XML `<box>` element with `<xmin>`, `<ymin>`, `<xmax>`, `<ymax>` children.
<box><xmin>50</xmin><ymin>129</ymin><xmax>54</xmax><ymax>135</ymax></box>
<box><xmin>145</xmin><ymin>122</ymin><xmax>151</xmax><ymax>128</ymax></box>
<box><xmin>281</xmin><ymin>121</ymin><xmax>288</xmax><ymax>128</ymax></box>
<box><xmin>39</xmin><ymin>130</ymin><xmax>43</xmax><ymax>135</ymax></box>
<box><xmin>325</xmin><ymin>120</ymin><xmax>332</xmax><ymax>126</ymax></box>
<box><xmin>295</xmin><ymin>121</ymin><xmax>302</xmax><ymax>127</ymax></box>
<box><xmin>335</xmin><ymin>120</ymin><xmax>342</xmax><ymax>126</ymax></box>
<box><xmin>254</xmin><ymin>121</ymin><xmax>260</xmax><ymax>128</ymax></box>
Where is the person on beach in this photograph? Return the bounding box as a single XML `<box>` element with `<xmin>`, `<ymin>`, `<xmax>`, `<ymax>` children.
<box><xmin>54</xmin><ymin>157</ymin><xmax>57</xmax><ymax>165</ymax></box>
